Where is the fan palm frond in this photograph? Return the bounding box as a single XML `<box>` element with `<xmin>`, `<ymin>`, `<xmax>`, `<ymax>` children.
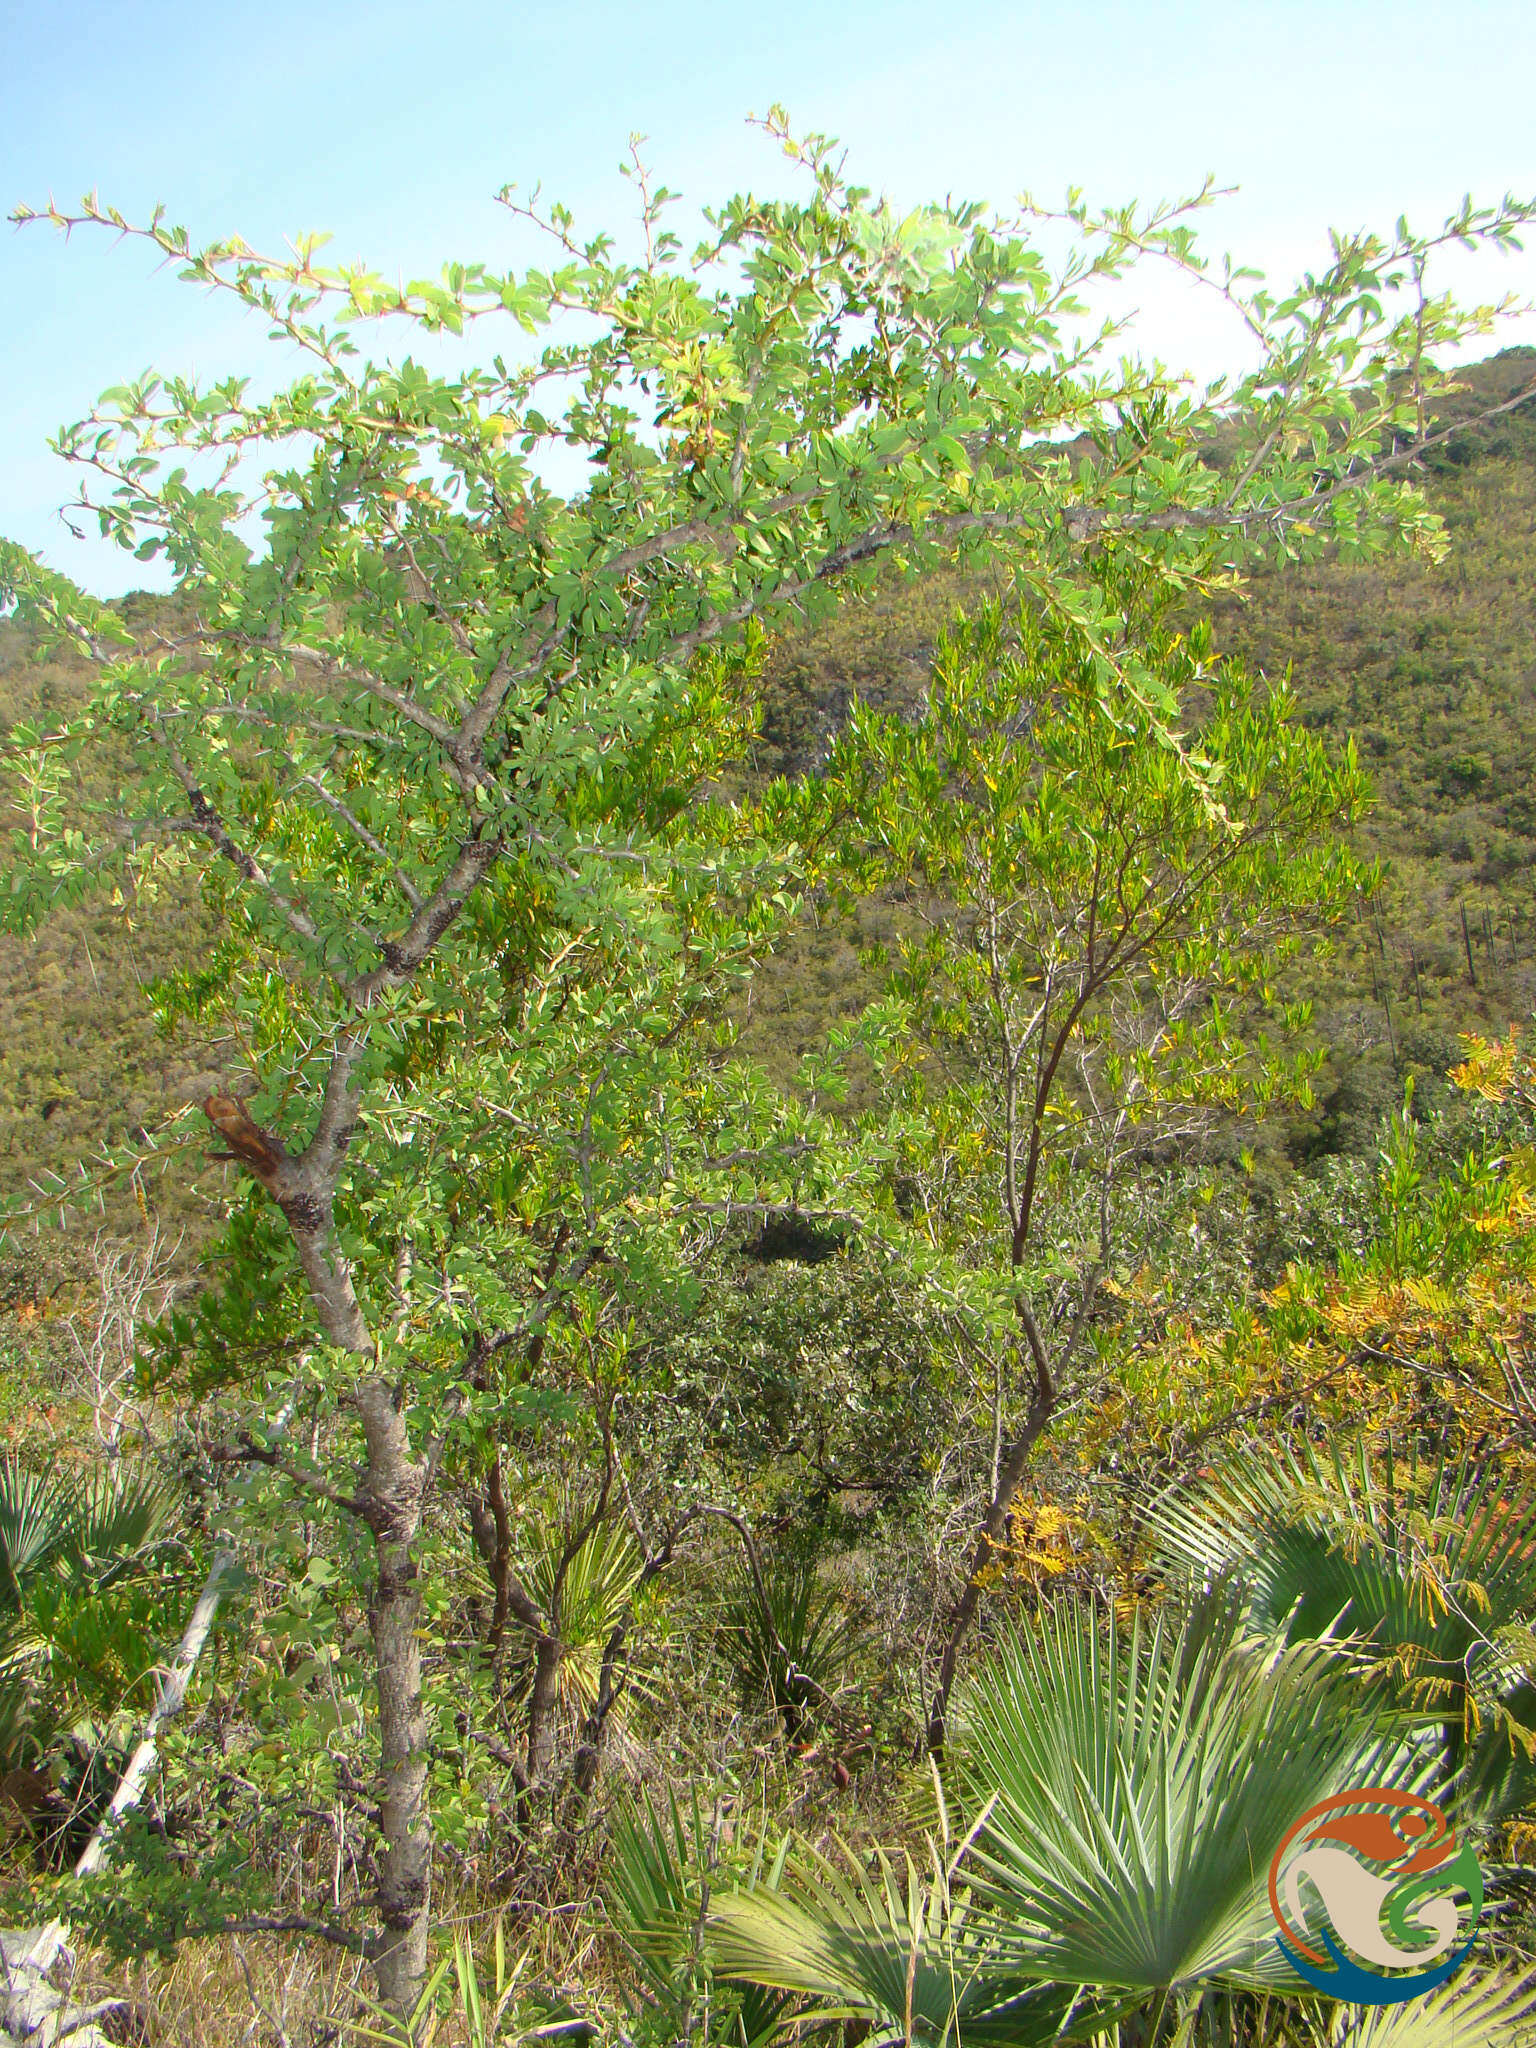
<box><xmin>711</xmin><ymin>1831</ymin><xmax>1127</xmax><ymax>2046</ymax></box>
<box><xmin>1150</xmin><ymin>1440</ymin><xmax>1536</xmax><ymax>1812</ymax></box>
<box><xmin>607</xmin><ymin>1789</ymin><xmax>791</xmax><ymax>2048</ymax></box>
<box><xmin>955</xmin><ymin>1593</ymin><xmax>1424</xmax><ymax>1995</ymax></box>
<box><xmin>1327</xmin><ymin>1964</ymin><xmax>1536</xmax><ymax>2046</ymax></box>
<box><xmin>719</xmin><ymin>1552</ymin><xmax>866</xmax><ymax>1737</ymax></box>
<box><xmin>0</xmin><ymin>1462</ymin><xmax>70</xmax><ymax>1603</ymax></box>
<box><xmin>0</xmin><ymin>1456</ymin><xmax>175</xmax><ymax>1765</ymax></box>
<box><xmin>1153</xmin><ymin>1441</ymin><xmax>1536</xmax><ymax>1643</ymax></box>
<box><xmin>518</xmin><ymin>1515</ymin><xmax>648</xmax><ymax>1716</ymax></box>
<box><xmin>63</xmin><ymin>1463</ymin><xmax>174</xmax><ymax>1587</ymax></box>
<box><xmin>0</xmin><ymin>1456</ymin><xmax>173</xmax><ymax>1609</ymax></box>
<box><xmin>607</xmin><ymin>1786</ymin><xmax>716</xmax><ymax>2001</ymax></box>
<box><xmin>716</xmin><ymin>1596</ymin><xmax>1411</xmax><ymax>2036</ymax></box>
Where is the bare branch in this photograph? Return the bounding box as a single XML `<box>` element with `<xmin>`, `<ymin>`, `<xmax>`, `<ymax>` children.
<box><xmin>298</xmin><ymin>774</ymin><xmax>424</xmax><ymax>910</ymax></box>
<box><xmin>145</xmin><ymin>711</ymin><xmax>320</xmax><ymax>944</ymax></box>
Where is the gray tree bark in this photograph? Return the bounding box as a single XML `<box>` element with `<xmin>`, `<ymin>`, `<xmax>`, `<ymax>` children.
<box><xmin>356</xmin><ymin>1378</ymin><xmax>431</xmax><ymax>2012</ymax></box>
<box><xmin>75</xmin><ymin>1548</ymin><xmax>236</xmax><ymax>1878</ymax></box>
<box><xmin>203</xmin><ymin>1080</ymin><xmax>435</xmax><ymax>2017</ymax></box>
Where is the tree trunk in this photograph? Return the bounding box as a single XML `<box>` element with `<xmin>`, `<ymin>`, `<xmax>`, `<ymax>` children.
<box><xmin>569</xmin><ymin>1619</ymin><xmax>628</xmax><ymax>1801</ymax></box>
<box><xmin>926</xmin><ymin>1340</ymin><xmax>1054</xmax><ymax>1754</ymax></box>
<box><xmin>525</xmin><ymin>1634</ymin><xmax>564</xmax><ymax>1789</ymax></box>
<box><xmin>566</xmin><ymin>1509</ymin><xmax>699</xmax><ymax>1805</ymax></box>
<box><xmin>76</xmin><ymin>1548</ymin><xmax>236</xmax><ymax>1877</ymax></box>
<box><xmin>356</xmin><ymin>1377</ymin><xmax>431</xmax><ymax>2016</ymax></box>
<box><xmin>201</xmin><ymin>1091</ymin><xmax>440</xmax><ymax>2015</ymax></box>
<box><xmin>484</xmin><ymin>1452</ymin><xmax>514</xmax><ymax>1652</ymax></box>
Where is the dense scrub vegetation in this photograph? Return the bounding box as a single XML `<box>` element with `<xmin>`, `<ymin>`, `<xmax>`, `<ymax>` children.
<box><xmin>743</xmin><ymin>351</ymin><xmax>1536</xmax><ymax>1156</ymax></box>
<box><xmin>2</xmin><ymin>136</ymin><xmax>1536</xmax><ymax>2046</ymax></box>
<box><xmin>8</xmin><ymin>354</ymin><xmax>1536</xmax><ymax>1275</ymax></box>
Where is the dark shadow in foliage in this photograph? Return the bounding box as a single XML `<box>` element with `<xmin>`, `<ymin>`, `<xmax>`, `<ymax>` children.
<box><xmin>742</xmin><ymin>1213</ymin><xmax>849</xmax><ymax>1267</ymax></box>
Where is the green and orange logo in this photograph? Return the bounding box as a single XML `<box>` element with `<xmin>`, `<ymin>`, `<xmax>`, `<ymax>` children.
<box><xmin>1268</xmin><ymin>1789</ymin><xmax>1482</xmax><ymax>2005</ymax></box>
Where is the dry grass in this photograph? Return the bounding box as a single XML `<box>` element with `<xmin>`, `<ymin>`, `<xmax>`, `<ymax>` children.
<box><xmin>45</xmin><ymin>1865</ymin><xmax>622</xmax><ymax>2046</ymax></box>
<box><xmin>60</xmin><ymin>1931</ymin><xmax>369</xmax><ymax>2046</ymax></box>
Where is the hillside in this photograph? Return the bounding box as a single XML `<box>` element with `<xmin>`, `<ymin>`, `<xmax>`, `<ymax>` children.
<box><xmin>740</xmin><ymin>350</ymin><xmax>1536</xmax><ymax>1163</ymax></box>
<box><xmin>2</xmin><ymin>350</ymin><xmax>1534</xmax><ymax>1282</ymax></box>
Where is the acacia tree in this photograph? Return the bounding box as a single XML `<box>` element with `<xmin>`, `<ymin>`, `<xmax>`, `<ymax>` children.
<box><xmin>816</xmin><ymin>578</ymin><xmax>1373</xmax><ymax>1748</ymax></box>
<box><xmin>2</xmin><ymin>115</ymin><xmax>1532</xmax><ymax>2006</ymax></box>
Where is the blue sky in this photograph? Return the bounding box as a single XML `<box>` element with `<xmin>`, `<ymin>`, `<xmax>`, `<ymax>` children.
<box><xmin>5</xmin><ymin>0</ymin><xmax>1534</xmax><ymax>594</ymax></box>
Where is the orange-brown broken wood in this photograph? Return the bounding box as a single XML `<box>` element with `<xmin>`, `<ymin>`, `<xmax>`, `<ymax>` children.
<box><xmin>202</xmin><ymin>1093</ymin><xmax>289</xmax><ymax>1175</ymax></box>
